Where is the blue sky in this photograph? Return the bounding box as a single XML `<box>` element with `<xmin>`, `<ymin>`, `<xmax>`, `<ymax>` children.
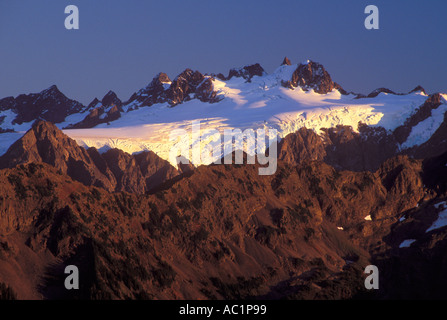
<box><xmin>0</xmin><ymin>0</ymin><xmax>446</xmax><ymax>104</ymax></box>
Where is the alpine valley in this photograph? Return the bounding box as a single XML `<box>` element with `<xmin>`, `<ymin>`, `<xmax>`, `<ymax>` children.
<box><xmin>0</xmin><ymin>58</ymin><xmax>446</xmax><ymax>300</ymax></box>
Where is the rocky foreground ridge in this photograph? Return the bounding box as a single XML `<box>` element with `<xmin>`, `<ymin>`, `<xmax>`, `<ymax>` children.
<box><xmin>0</xmin><ymin>122</ymin><xmax>446</xmax><ymax>299</ymax></box>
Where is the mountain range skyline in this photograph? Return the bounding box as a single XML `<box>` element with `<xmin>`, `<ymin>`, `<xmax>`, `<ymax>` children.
<box><xmin>0</xmin><ymin>58</ymin><xmax>442</xmax><ymax>169</ymax></box>
<box><xmin>1</xmin><ymin>0</ymin><xmax>446</xmax><ymax>105</ymax></box>
<box><xmin>0</xmin><ymin>56</ymin><xmax>441</xmax><ymax>105</ymax></box>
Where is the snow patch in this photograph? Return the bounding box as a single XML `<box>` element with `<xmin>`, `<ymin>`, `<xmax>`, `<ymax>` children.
<box><xmin>401</xmin><ymin>103</ymin><xmax>447</xmax><ymax>149</ymax></box>
<box><xmin>434</xmin><ymin>201</ymin><xmax>447</xmax><ymax>209</ymax></box>
<box><xmin>426</xmin><ymin>208</ymin><xmax>447</xmax><ymax>233</ymax></box>
<box><xmin>364</xmin><ymin>215</ymin><xmax>372</xmax><ymax>221</ymax></box>
<box><xmin>399</xmin><ymin>239</ymin><xmax>416</xmax><ymax>248</ymax></box>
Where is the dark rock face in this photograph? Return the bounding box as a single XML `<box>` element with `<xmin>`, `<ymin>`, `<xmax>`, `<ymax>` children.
<box><xmin>282</xmin><ymin>60</ymin><xmax>342</xmax><ymax>94</ymax></box>
<box><xmin>64</xmin><ymin>68</ymin><xmax>221</xmax><ymax>129</ymax></box>
<box><xmin>278</xmin><ymin>125</ymin><xmax>398</xmax><ymax>172</ymax></box>
<box><xmin>125</xmin><ymin>70</ymin><xmax>221</xmax><ymax>109</ymax></box>
<box><xmin>0</xmin><ymin>85</ymin><xmax>84</xmax><ymax>125</ymax></box>
<box><xmin>278</xmin><ymin>128</ymin><xmax>326</xmax><ymax>165</ymax></box>
<box><xmin>366</xmin><ymin>88</ymin><xmax>397</xmax><ymax>98</ymax></box>
<box><xmin>322</xmin><ymin>124</ymin><xmax>399</xmax><ymax>172</ymax></box>
<box><xmin>166</xmin><ymin>69</ymin><xmax>205</xmax><ymax>105</ymax></box>
<box><xmin>86</xmin><ymin>98</ymin><xmax>101</xmax><ymax>110</ymax></box>
<box><xmin>0</xmin><ymin>121</ymin><xmax>179</xmax><ymax>193</ymax></box>
<box><xmin>194</xmin><ymin>77</ymin><xmax>219</xmax><ymax>103</ymax></box>
<box><xmin>101</xmin><ymin>90</ymin><xmax>122</xmax><ymax>108</ymax></box>
<box><xmin>227</xmin><ymin>63</ymin><xmax>266</xmax><ymax>81</ymax></box>
<box><xmin>128</xmin><ymin>72</ymin><xmax>172</xmax><ymax>107</ymax></box>
<box><xmin>65</xmin><ymin>91</ymin><xmax>123</xmax><ymax>129</ymax></box>
<box><xmin>215</xmin><ymin>73</ymin><xmax>226</xmax><ymax>81</ymax></box>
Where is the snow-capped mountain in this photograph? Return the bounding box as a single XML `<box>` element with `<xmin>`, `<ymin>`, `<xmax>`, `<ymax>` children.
<box><xmin>0</xmin><ymin>85</ymin><xmax>85</xmax><ymax>129</ymax></box>
<box><xmin>65</xmin><ymin>90</ymin><xmax>123</xmax><ymax>129</ymax></box>
<box><xmin>0</xmin><ymin>58</ymin><xmax>446</xmax><ymax>168</ymax></box>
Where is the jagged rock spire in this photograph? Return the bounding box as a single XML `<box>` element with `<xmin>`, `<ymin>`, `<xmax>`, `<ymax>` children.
<box><xmin>281</xmin><ymin>57</ymin><xmax>292</xmax><ymax>66</ymax></box>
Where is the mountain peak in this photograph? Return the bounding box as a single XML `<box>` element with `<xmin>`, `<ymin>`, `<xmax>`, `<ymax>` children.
<box><xmin>282</xmin><ymin>60</ymin><xmax>340</xmax><ymax>94</ymax></box>
<box><xmin>1</xmin><ymin>85</ymin><xmax>84</xmax><ymax>125</ymax></box>
<box><xmin>157</xmin><ymin>72</ymin><xmax>171</xmax><ymax>83</ymax></box>
<box><xmin>104</xmin><ymin>90</ymin><xmax>117</xmax><ymax>98</ymax></box>
<box><xmin>41</xmin><ymin>85</ymin><xmax>63</xmax><ymax>97</ymax></box>
<box><xmin>166</xmin><ymin>69</ymin><xmax>207</xmax><ymax>105</ymax></box>
<box><xmin>227</xmin><ymin>63</ymin><xmax>266</xmax><ymax>81</ymax></box>
<box><xmin>46</xmin><ymin>84</ymin><xmax>60</xmax><ymax>92</ymax></box>
<box><xmin>101</xmin><ymin>90</ymin><xmax>121</xmax><ymax>107</ymax></box>
<box><xmin>32</xmin><ymin>119</ymin><xmax>58</xmax><ymax>131</ymax></box>
<box><xmin>367</xmin><ymin>87</ymin><xmax>396</xmax><ymax>98</ymax></box>
<box><xmin>281</xmin><ymin>57</ymin><xmax>292</xmax><ymax>66</ymax></box>
<box><xmin>87</xmin><ymin>97</ymin><xmax>101</xmax><ymax>109</ymax></box>
<box><xmin>409</xmin><ymin>85</ymin><xmax>426</xmax><ymax>95</ymax></box>
<box><xmin>175</xmin><ymin>69</ymin><xmax>203</xmax><ymax>82</ymax></box>
<box><xmin>0</xmin><ymin>121</ymin><xmax>179</xmax><ymax>193</ymax></box>
<box><xmin>150</xmin><ymin>72</ymin><xmax>171</xmax><ymax>87</ymax></box>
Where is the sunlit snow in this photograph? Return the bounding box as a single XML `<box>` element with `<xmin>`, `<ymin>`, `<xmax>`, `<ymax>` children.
<box><xmin>0</xmin><ymin>64</ymin><xmax>442</xmax><ymax>167</ymax></box>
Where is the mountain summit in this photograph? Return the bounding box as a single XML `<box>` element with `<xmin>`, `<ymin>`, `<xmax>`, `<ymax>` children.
<box><xmin>282</xmin><ymin>60</ymin><xmax>345</xmax><ymax>94</ymax></box>
<box><xmin>0</xmin><ymin>85</ymin><xmax>84</xmax><ymax>125</ymax></box>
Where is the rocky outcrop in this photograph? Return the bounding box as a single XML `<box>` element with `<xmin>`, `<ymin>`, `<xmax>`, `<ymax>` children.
<box><xmin>282</xmin><ymin>60</ymin><xmax>345</xmax><ymax>94</ymax></box>
<box><xmin>64</xmin><ymin>91</ymin><xmax>123</xmax><ymax>129</ymax></box>
<box><xmin>101</xmin><ymin>91</ymin><xmax>122</xmax><ymax>108</ymax></box>
<box><xmin>278</xmin><ymin>125</ymin><xmax>399</xmax><ymax>172</ymax></box>
<box><xmin>127</xmin><ymin>72</ymin><xmax>172</xmax><ymax>108</ymax></box>
<box><xmin>277</xmin><ymin>127</ymin><xmax>326</xmax><ymax>165</ymax></box>
<box><xmin>409</xmin><ymin>85</ymin><xmax>426</xmax><ymax>95</ymax></box>
<box><xmin>165</xmin><ymin>69</ymin><xmax>220</xmax><ymax>105</ymax></box>
<box><xmin>226</xmin><ymin>63</ymin><xmax>266</xmax><ymax>81</ymax></box>
<box><xmin>281</xmin><ymin>56</ymin><xmax>292</xmax><ymax>66</ymax></box>
<box><xmin>125</xmin><ymin>70</ymin><xmax>221</xmax><ymax>108</ymax></box>
<box><xmin>322</xmin><ymin>124</ymin><xmax>399</xmax><ymax>172</ymax></box>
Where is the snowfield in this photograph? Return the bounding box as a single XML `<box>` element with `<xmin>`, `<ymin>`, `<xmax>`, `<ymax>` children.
<box><xmin>1</xmin><ymin>64</ymin><xmax>444</xmax><ymax>166</ymax></box>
